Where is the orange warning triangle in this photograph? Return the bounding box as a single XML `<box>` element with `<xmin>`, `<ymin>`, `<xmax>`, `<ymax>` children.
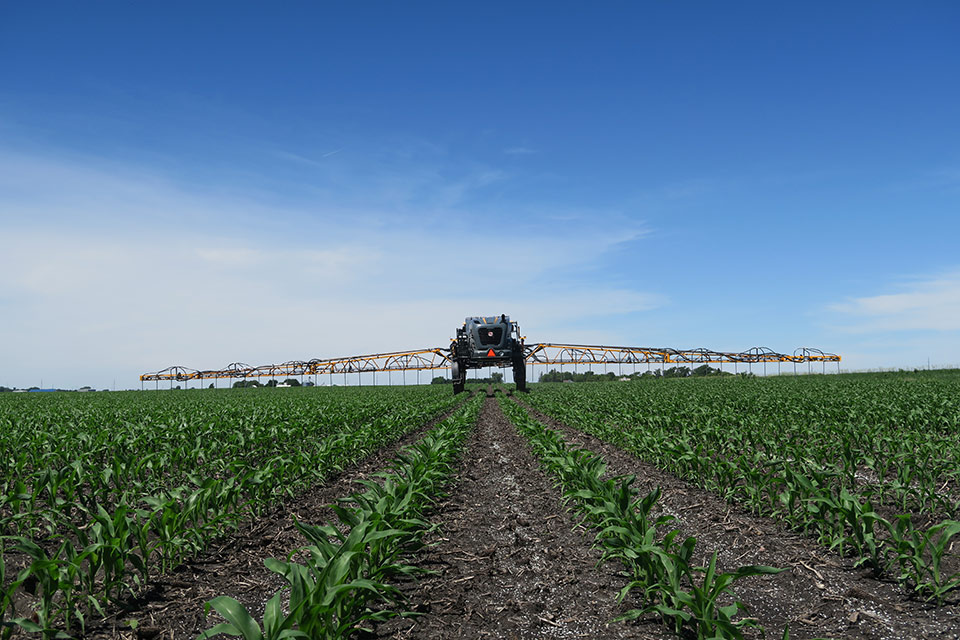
<box><xmin>487</xmin><ymin>349</ymin><xmax>496</xmax><ymax>357</ymax></box>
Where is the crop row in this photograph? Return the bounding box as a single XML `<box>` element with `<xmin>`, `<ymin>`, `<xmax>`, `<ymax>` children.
<box><xmin>199</xmin><ymin>393</ymin><xmax>483</xmax><ymax>640</ymax></box>
<box><xmin>0</xmin><ymin>386</ymin><xmax>462</xmax><ymax>638</ymax></box>
<box><xmin>524</xmin><ymin>375</ymin><xmax>960</xmax><ymax>603</ymax></box>
<box><xmin>499</xmin><ymin>396</ymin><xmax>783</xmax><ymax>640</ymax></box>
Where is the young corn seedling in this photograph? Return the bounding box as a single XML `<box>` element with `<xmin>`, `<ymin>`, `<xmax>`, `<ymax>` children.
<box><xmin>624</xmin><ymin>548</ymin><xmax>782</xmax><ymax>640</ymax></box>
<box><xmin>0</xmin><ymin>542</ymin><xmax>14</xmax><ymax>640</ymax></box>
<box><xmin>894</xmin><ymin>520</ymin><xmax>960</xmax><ymax>604</ymax></box>
<box><xmin>199</xmin><ymin>593</ymin><xmax>306</xmax><ymax>640</ymax></box>
<box><xmin>807</xmin><ymin>491</ymin><xmax>847</xmax><ymax>554</ymax></box>
<box><xmin>264</xmin><ymin>517</ymin><xmax>413</xmax><ymax>638</ymax></box>
<box><xmin>591</xmin><ymin>485</ymin><xmax>679</xmax><ymax>602</ymax></box>
<box><xmin>836</xmin><ymin>490</ymin><xmax>888</xmax><ymax>575</ymax></box>
<box><xmin>885</xmin><ymin>514</ymin><xmax>927</xmax><ymax>591</ymax></box>
<box><xmin>4</xmin><ymin>537</ymin><xmax>80</xmax><ymax>639</ymax></box>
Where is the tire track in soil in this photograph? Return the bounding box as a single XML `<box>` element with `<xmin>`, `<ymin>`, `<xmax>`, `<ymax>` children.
<box><xmin>516</xmin><ymin>398</ymin><xmax>960</xmax><ymax>640</ymax></box>
<box><xmin>374</xmin><ymin>396</ymin><xmax>670</xmax><ymax>640</ymax></box>
<box><xmin>84</xmin><ymin>394</ymin><xmax>475</xmax><ymax>640</ymax></box>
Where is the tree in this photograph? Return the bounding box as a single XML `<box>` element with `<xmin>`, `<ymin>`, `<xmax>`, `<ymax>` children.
<box><xmin>431</xmin><ymin>376</ymin><xmax>447</xmax><ymax>385</ymax></box>
<box><xmin>491</xmin><ymin>372</ymin><xmax>503</xmax><ymax>383</ymax></box>
<box><xmin>538</xmin><ymin>368</ymin><xmax>617</xmax><ymax>383</ymax></box>
<box><xmin>690</xmin><ymin>364</ymin><xmax>732</xmax><ymax>377</ymax></box>
<box><xmin>283</xmin><ymin>378</ymin><xmax>301</xmax><ymax>387</ymax></box>
<box><xmin>265</xmin><ymin>379</ymin><xmax>278</xmax><ymax>387</ymax></box>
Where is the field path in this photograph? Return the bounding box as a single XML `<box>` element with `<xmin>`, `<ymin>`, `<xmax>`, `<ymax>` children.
<box><xmin>516</xmin><ymin>397</ymin><xmax>960</xmax><ymax>640</ymax></box>
<box><xmin>374</xmin><ymin>395</ymin><xmax>669</xmax><ymax>640</ymax></box>
<box><xmin>85</xmin><ymin>393</ymin><xmax>474</xmax><ymax>640</ymax></box>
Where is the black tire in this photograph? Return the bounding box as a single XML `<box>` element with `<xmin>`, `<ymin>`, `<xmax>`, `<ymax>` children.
<box><xmin>513</xmin><ymin>359</ymin><xmax>527</xmax><ymax>392</ymax></box>
<box><xmin>451</xmin><ymin>359</ymin><xmax>466</xmax><ymax>394</ymax></box>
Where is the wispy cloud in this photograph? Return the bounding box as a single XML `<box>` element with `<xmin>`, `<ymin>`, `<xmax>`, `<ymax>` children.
<box><xmin>270</xmin><ymin>148</ymin><xmax>343</xmax><ymax>167</ymax></box>
<box><xmin>0</xmin><ymin>147</ymin><xmax>661</xmax><ymax>388</ymax></box>
<box><xmin>271</xmin><ymin>150</ymin><xmax>326</xmax><ymax>168</ymax></box>
<box><xmin>887</xmin><ymin>166</ymin><xmax>960</xmax><ymax>194</ymax></box>
<box><xmin>504</xmin><ymin>146</ymin><xmax>537</xmax><ymax>155</ymax></box>
<box><xmin>0</xmin><ymin>228</ymin><xmax>663</xmax><ymax>385</ymax></box>
<box><xmin>829</xmin><ymin>270</ymin><xmax>960</xmax><ymax>332</ymax></box>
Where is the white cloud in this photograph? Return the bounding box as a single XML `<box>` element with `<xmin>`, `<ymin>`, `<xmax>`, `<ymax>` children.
<box><xmin>0</xmin><ymin>150</ymin><xmax>265</xmax><ymax>233</ymax></box>
<box><xmin>196</xmin><ymin>247</ymin><xmax>265</xmax><ymax>268</ymax></box>
<box><xmin>505</xmin><ymin>147</ymin><xmax>537</xmax><ymax>155</ymax></box>
<box><xmin>830</xmin><ymin>270</ymin><xmax>960</xmax><ymax>332</ymax></box>
<box><xmin>0</xmin><ymin>148</ymin><xmax>659</xmax><ymax>389</ymax></box>
<box><xmin>0</xmin><ymin>230</ymin><xmax>663</xmax><ymax>388</ymax></box>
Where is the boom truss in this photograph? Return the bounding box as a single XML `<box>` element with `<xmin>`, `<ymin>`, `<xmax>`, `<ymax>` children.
<box><xmin>140</xmin><ymin>344</ymin><xmax>840</xmax><ymax>384</ymax></box>
<box><xmin>525</xmin><ymin>344</ymin><xmax>840</xmax><ymax>365</ymax></box>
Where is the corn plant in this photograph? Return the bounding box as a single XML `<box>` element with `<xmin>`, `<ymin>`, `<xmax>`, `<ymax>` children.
<box><xmin>200</xmin><ymin>593</ymin><xmax>307</xmax><ymax>640</ymax></box>
<box><xmin>1</xmin><ymin>542</ymin><xmax>16</xmax><ymax>640</ymax></box>
<box><xmin>835</xmin><ymin>490</ymin><xmax>888</xmax><ymax>575</ymax></box>
<box><xmin>885</xmin><ymin>517</ymin><xmax>960</xmax><ymax>604</ymax></box>
<box><xmin>260</xmin><ymin>518</ymin><xmax>413</xmax><ymax>638</ymax></box>
<box><xmin>627</xmin><ymin>549</ymin><xmax>779</xmax><ymax>640</ymax></box>
<box><xmin>2</xmin><ymin>537</ymin><xmax>80</xmax><ymax>639</ymax></box>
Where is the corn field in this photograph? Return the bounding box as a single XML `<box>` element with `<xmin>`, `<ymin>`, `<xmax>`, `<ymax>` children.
<box><xmin>2</xmin><ymin>373</ymin><xmax>959</xmax><ymax>639</ymax></box>
<box><xmin>523</xmin><ymin>372</ymin><xmax>960</xmax><ymax>605</ymax></box>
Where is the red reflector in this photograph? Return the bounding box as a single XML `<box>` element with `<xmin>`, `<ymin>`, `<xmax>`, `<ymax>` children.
<box><xmin>487</xmin><ymin>349</ymin><xmax>496</xmax><ymax>357</ymax></box>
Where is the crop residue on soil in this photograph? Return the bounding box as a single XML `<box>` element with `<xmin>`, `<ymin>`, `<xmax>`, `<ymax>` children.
<box><xmin>374</xmin><ymin>397</ymin><xmax>668</xmax><ymax>639</ymax></box>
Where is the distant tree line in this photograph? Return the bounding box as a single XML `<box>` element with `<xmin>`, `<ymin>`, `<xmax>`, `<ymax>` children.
<box><xmin>431</xmin><ymin>372</ymin><xmax>504</xmax><ymax>384</ymax></box>
<box><xmin>232</xmin><ymin>378</ymin><xmax>302</xmax><ymax>388</ymax></box>
<box><xmin>0</xmin><ymin>386</ymin><xmax>82</xmax><ymax>392</ymax></box>
<box><xmin>539</xmin><ymin>365</ymin><xmax>742</xmax><ymax>383</ymax></box>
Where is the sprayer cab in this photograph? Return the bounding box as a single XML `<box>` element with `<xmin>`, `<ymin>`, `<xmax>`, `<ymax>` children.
<box><xmin>449</xmin><ymin>314</ymin><xmax>526</xmax><ymax>394</ymax></box>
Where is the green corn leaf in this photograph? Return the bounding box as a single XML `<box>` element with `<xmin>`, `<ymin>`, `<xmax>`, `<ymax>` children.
<box><xmin>260</xmin><ymin>592</ymin><xmax>309</xmax><ymax>640</ymax></box>
<box><xmin>204</xmin><ymin>596</ymin><xmax>262</xmax><ymax>640</ymax></box>
<box><xmin>197</xmin><ymin>623</ymin><xmax>246</xmax><ymax>639</ymax></box>
<box><xmin>613</xmin><ymin>608</ymin><xmax>649</xmax><ymax>622</ymax></box>
<box><xmin>6</xmin><ymin>619</ymin><xmax>43</xmax><ymax>633</ymax></box>
<box><xmin>731</xmin><ymin>565</ymin><xmax>787</xmax><ymax>579</ymax></box>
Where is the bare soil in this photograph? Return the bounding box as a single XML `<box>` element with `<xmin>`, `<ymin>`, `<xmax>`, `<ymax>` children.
<box><xmin>372</xmin><ymin>395</ymin><xmax>670</xmax><ymax>640</ymax></box>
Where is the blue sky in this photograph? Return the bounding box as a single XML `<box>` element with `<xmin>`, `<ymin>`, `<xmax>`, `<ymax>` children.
<box><xmin>1</xmin><ymin>2</ymin><xmax>959</xmax><ymax>388</ymax></box>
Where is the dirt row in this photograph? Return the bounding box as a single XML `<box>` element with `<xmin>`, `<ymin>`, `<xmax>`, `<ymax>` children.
<box><xmin>514</xmin><ymin>398</ymin><xmax>960</xmax><ymax>640</ymax></box>
<box><xmin>373</xmin><ymin>395</ymin><xmax>669</xmax><ymax>640</ymax></box>
<box><xmin>83</xmin><ymin>395</ymin><xmax>475</xmax><ymax>640</ymax></box>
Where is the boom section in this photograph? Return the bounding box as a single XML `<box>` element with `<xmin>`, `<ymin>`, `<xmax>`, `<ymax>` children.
<box><xmin>524</xmin><ymin>343</ymin><xmax>840</xmax><ymax>365</ymax></box>
<box><xmin>140</xmin><ymin>348</ymin><xmax>452</xmax><ymax>382</ymax></box>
